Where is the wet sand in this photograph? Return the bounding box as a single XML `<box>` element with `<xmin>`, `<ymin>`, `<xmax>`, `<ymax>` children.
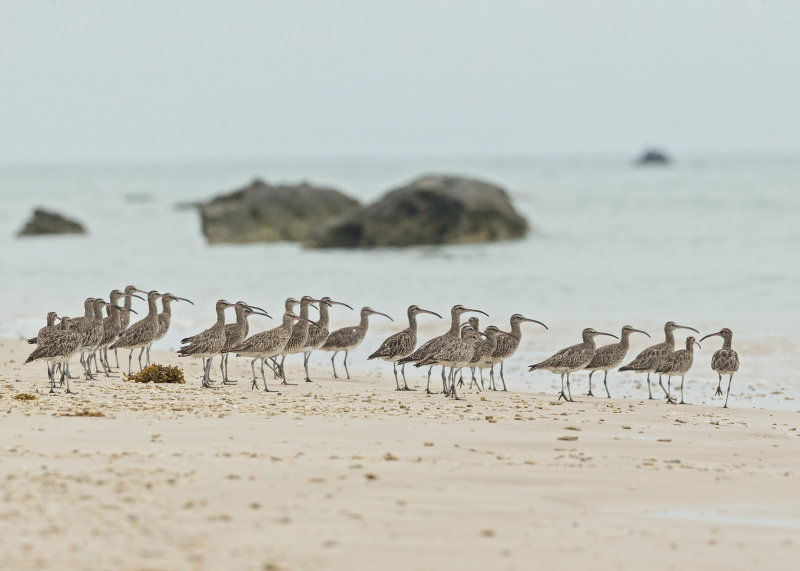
<box><xmin>1</xmin><ymin>337</ymin><xmax>799</xmax><ymax>570</ymax></box>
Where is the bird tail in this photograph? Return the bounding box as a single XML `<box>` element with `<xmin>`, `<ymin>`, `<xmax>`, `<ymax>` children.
<box><xmin>618</xmin><ymin>366</ymin><xmax>631</xmax><ymax>371</ymax></box>
<box><xmin>27</xmin><ymin>337</ymin><xmax>37</xmax><ymax>344</ymax></box>
<box><xmin>528</xmin><ymin>363</ymin><xmax>541</xmax><ymax>371</ymax></box>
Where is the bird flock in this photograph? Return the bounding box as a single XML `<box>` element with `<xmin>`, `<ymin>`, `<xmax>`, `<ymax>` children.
<box><xmin>24</xmin><ymin>287</ymin><xmax>740</xmax><ymax>407</ymax></box>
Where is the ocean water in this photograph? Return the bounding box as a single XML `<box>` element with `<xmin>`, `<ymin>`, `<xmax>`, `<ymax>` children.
<box><xmin>1</xmin><ymin>155</ymin><xmax>799</xmax><ymax>408</ymax></box>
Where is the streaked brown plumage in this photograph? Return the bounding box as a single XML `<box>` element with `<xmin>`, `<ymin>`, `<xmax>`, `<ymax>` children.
<box><xmin>177</xmin><ymin>299</ymin><xmax>238</xmax><ymax>388</ymax></box>
<box><xmin>529</xmin><ymin>328</ymin><xmax>618</xmax><ymax>402</ymax></box>
<box><xmin>25</xmin><ymin>317</ymin><xmax>83</xmax><ymax>393</ymax></box>
<box><xmin>27</xmin><ymin>311</ymin><xmax>59</xmax><ymax>344</ymax></box>
<box><xmin>218</xmin><ymin>301</ymin><xmax>269</xmax><ymax>384</ymax></box>
<box><xmin>700</xmin><ymin>328</ymin><xmax>740</xmax><ymax>408</ymax></box>
<box><xmin>320</xmin><ymin>305</ymin><xmax>389</xmax><ymax>380</ymax></box>
<box><xmin>111</xmin><ymin>290</ymin><xmax>163</xmax><ymax>374</ymax></box>
<box><xmin>584</xmin><ymin>325</ymin><xmax>650</xmax><ymax>398</ymax></box>
<box><xmin>302</xmin><ymin>297</ymin><xmax>352</xmax><ymax>382</ymax></box>
<box><xmin>619</xmin><ymin>321</ymin><xmax>699</xmax><ymax>400</ymax></box>
<box><xmin>367</xmin><ymin>305</ymin><xmax>442</xmax><ymax>390</ymax></box>
<box><xmin>657</xmin><ymin>336</ymin><xmax>700</xmax><ymax>404</ymax></box>
<box><xmin>486</xmin><ymin>313</ymin><xmax>548</xmax><ymax>391</ymax></box>
<box><xmin>417</xmin><ymin>325</ymin><xmax>483</xmax><ymax>399</ymax></box>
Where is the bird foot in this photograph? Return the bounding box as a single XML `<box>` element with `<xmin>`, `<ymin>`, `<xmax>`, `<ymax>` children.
<box><xmin>587</xmin><ymin>391</ymin><xmax>594</xmax><ymax>397</ymax></box>
<box><xmin>715</xmin><ymin>388</ymin><xmax>723</xmax><ymax>396</ymax></box>
<box><xmin>65</xmin><ymin>389</ymin><xmax>75</xmax><ymax>394</ymax></box>
<box><xmin>665</xmin><ymin>396</ymin><xmax>677</xmax><ymax>405</ymax></box>
<box><xmin>679</xmin><ymin>400</ymin><xmax>687</xmax><ymax>405</ymax></box>
<box><xmin>281</xmin><ymin>381</ymin><xmax>296</xmax><ymax>386</ymax></box>
<box><xmin>456</xmin><ymin>381</ymin><xmax>464</xmax><ymax>388</ymax></box>
<box><xmin>304</xmin><ymin>379</ymin><xmax>313</xmax><ymax>383</ymax></box>
<box><xmin>557</xmin><ymin>390</ymin><xmax>567</xmax><ymax>402</ymax></box>
<box><xmin>402</xmin><ymin>387</ymin><xmax>416</xmax><ymax>391</ymax></box>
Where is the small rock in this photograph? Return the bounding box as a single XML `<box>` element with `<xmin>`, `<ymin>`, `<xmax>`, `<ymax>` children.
<box><xmin>17</xmin><ymin>208</ymin><xmax>86</xmax><ymax>236</ymax></box>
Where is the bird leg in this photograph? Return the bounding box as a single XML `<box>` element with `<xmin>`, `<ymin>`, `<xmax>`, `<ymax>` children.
<box><xmin>47</xmin><ymin>363</ymin><xmax>55</xmax><ymax>393</ymax></box>
<box><xmin>662</xmin><ymin>374</ymin><xmax>676</xmax><ymax>404</ymax></box>
<box><xmin>479</xmin><ymin>368</ymin><xmax>485</xmax><ymax>390</ymax></box>
<box><xmin>489</xmin><ymin>365</ymin><xmax>496</xmax><ymax>391</ymax></box>
<box><xmin>499</xmin><ymin>361</ymin><xmax>508</xmax><ymax>391</ymax></box>
<box><xmin>279</xmin><ymin>355</ymin><xmax>295</xmax><ymax>385</ymax></box>
<box><xmin>303</xmin><ymin>352</ymin><xmax>312</xmax><ymax>383</ymax></box>
<box><xmin>646</xmin><ymin>372</ymin><xmax>654</xmax><ymax>399</ymax></box>
<box><xmin>679</xmin><ymin>375</ymin><xmax>687</xmax><ymax>404</ymax></box>
<box><xmin>146</xmin><ymin>344</ymin><xmax>152</xmax><ymax>367</ymax></box>
<box><xmin>393</xmin><ymin>361</ymin><xmax>402</xmax><ymax>390</ymax></box>
<box><xmin>457</xmin><ymin>369</ymin><xmax>464</xmax><ymax>388</ymax></box>
<box><xmin>566</xmin><ymin>373</ymin><xmax>574</xmax><ymax>402</ymax></box>
<box><xmin>400</xmin><ymin>363</ymin><xmax>414</xmax><ymax>391</ymax></box>
<box><xmin>723</xmin><ymin>374</ymin><xmax>733</xmax><ymax>408</ymax></box>
<box><xmin>343</xmin><ymin>351</ymin><xmax>351</xmax><ymax>379</ymax></box>
<box><xmin>330</xmin><ymin>352</ymin><xmax>339</xmax><ymax>378</ymax></box>
<box><xmin>261</xmin><ymin>359</ymin><xmax>276</xmax><ymax>393</ymax></box>
<box><xmin>65</xmin><ymin>363</ymin><xmax>79</xmax><ymax>380</ymax></box>
<box><xmin>114</xmin><ymin>347</ymin><xmax>120</xmax><ymax>369</ymax></box>
<box><xmin>557</xmin><ymin>372</ymin><xmax>567</xmax><ymax>401</ymax></box>
<box><xmin>440</xmin><ymin>367</ymin><xmax>447</xmax><ymax>394</ymax></box>
<box><xmin>449</xmin><ymin>367</ymin><xmax>462</xmax><ymax>400</ymax></box>
<box><xmin>137</xmin><ymin>347</ymin><xmax>145</xmax><ymax>372</ymax></box>
<box><xmin>715</xmin><ymin>373</ymin><xmax>723</xmax><ymax>396</ymax></box>
<box><xmin>425</xmin><ymin>366</ymin><xmax>434</xmax><ymax>394</ymax></box>
<box><xmin>587</xmin><ymin>370</ymin><xmax>595</xmax><ymax>397</ymax></box>
<box><xmin>603</xmin><ymin>370</ymin><xmax>611</xmax><ymax>398</ymax></box>
<box><xmin>128</xmin><ymin>350</ymin><xmax>134</xmax><ymax>375</ymax></box>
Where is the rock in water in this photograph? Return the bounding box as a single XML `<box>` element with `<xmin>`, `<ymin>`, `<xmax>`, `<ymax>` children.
<box><xmin>17</xmin><ymin>208</ymin><xmax>86</xmax><ymax>236</ymax></box>
<box><xmin>635</xmin><ymin>148</ymin><xmax>672</xmax><ymax>166</ymax></box>
<box><xmin>198</xmin><ymin>179</ymin><xmax>360</xmax><ymax>244</ymax></box>
<box><xmin>306</xmin><ymin>174</ymin><xmax>529</xmax><ymax>248</ymax></box>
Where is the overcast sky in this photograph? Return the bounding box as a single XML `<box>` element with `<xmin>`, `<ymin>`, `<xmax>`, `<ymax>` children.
<box><xmin>1</xmin><ymin>0</ymin><xmax>798</xmax><ymax>162</ymax></box>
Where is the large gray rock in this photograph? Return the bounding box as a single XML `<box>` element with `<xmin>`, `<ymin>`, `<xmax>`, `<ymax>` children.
<box><xmin>635</xmin><ymin>148</ymin><xmax>672</xmax><ymax>166</ymax></box>
<box><xmin>198</xmin><ymin>179</ymin><xmax>360</xmax><ymax>244</ymax></box>
<box><xmin>307</xmin><ymin>174</ymin><xmax>528</xmax><ymax>248</ymax></box>
<box><xmin>17</xmin><ymin>208</ymin><xmax>86</xmax><ymax>236</ymax></box>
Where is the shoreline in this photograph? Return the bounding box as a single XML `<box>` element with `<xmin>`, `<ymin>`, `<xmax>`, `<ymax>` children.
<box><xmin>2</xmin><ymin>338</ymin><xmax>800</xmax><ymax>569</ymax></box>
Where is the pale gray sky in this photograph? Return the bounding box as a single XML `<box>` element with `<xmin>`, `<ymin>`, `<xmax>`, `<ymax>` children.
<box><xmin>1</xmin><ymin>0</ymin><xmax>798</xmax><ymax>162</ymax></box>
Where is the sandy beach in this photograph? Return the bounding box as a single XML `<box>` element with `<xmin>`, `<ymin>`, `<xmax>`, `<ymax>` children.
<box><xmin>1</xmin><ymin>337</ymin><xmax>799</xmax><ymax>570</ymax></box>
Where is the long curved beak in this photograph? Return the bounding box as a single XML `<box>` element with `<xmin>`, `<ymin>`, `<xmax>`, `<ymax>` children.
<box><xmin>294</xmin><ymin>316</ymin><xmax>315</xmax><ymax>324</ymax></box>
<box><xmin>245</xmin><ymin>303</ymin><xmax>268</xmax><ymax>314</ymax></box>
<box><xmin>677</xmin><ymin>324</ymin><xmax>700</xmax><ymax>333</ymax></box>
<box><xmin>699</xmin><ymin>332</ymin><xmax>720</xmax><ymax>343</ymax></box>
<box><xmin>522</xmin><ymin>317</ymin><xmax>548</xmax><ymax>330</ymax></box>
<box><xmin>328</xmin><ymin>300</ymin><xmax>352</xmax><ymax>310</ymax></box>
<box><xmin>633</xmin><ymin>328</ymin><xmax>651</xmax><ymax>338</ymax></box>
<box><xmin>173</xmin><ymin>296</ymin><xmax>194</xmax><ymax>305</ymax></box>
<box><xmin>597</xmin><ymin>331</ymin><xmax>619</xmax><ymax>339</ymax></box>
<box><xmin>420</xmin><ymin>308</ymin><xmax>443</xmax><ymax>319</ymax></box>
<box><xmin>465</xmin><ymin>308</ymin><xmax>489</xmax><ymax>317</ymax></box>
<box><xmin>373</xmin><ymin>311</ymin><xmax>393</xmax><ymax>321</ymax></box>
<box><xmin>251</xmin><ymin>309</ymin><xmax>273</xmax><ymax>319</ymax></box>
<box><xmin>120</xmin><ymin>292</ymin><xmax>146</xmax><ymax>301</ymax></box>
<box><xmin>133</xmin><ymin>288</ymin><xmax>148</xmax><ymax>295</ymax></box>
<box><xmin>695</xmin><ymin>340</ymin><xmax>702</xmax><ymax>349</ymax></box>
<box><xmin>122</xmin><ymin>307</ymin><xmax>138</xmax><ymax>315</ymax></box>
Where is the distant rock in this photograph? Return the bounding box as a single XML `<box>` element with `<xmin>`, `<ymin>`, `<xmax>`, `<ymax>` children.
<box><xmin>306</xmin><ymin>174</ymin><xmax>529</xmax><ymax>249</ymax></box>
<box><xmin>635</xmin><ymin>148</ymin><xmax>672</xmax><ymax>166</ymax></box>
<box><xmin>198</xmin><ymin>179</ymin><xmax>360</xmax><ymax>244</ymax></box>
<box><xmin>17</xmin><ymin>208</ymin><xmax>86</xmax><ymax>237</ymax></box>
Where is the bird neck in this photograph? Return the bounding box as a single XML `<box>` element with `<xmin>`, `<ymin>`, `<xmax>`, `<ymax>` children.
<box><xmin>147</xmin><ymin>297</ymin><xmax>159</xmax><ymax>318</ymax></box>
<box><xmin>509</xmin><ymin>320</ymin><xmax>522</xmax><ymax>338</ymax></box>
<box><xmin>162</xmin><ymin>300</ymin><xmax>173</xmax><ymax>317</ymax></box>
<box><xmin>722</xmin><ymin>335</ymin><xmax>732</xmax><ymax>350</ymax></box>
<box><xmin>664</xmin><ymin>328</ymin><xmax>675</xmax><ymax>348</ymax></box>
<box><xmin>316</xmin><ymin>303</ymin><xmax>330</xmax><ymax>327</ymax></box>
<box><xmin>357</xmin><ymin>312</ymin><xmax>370</xmax><ymax>334</ymax></box>
<box><xmin>407</xmin><ymin>311</ymin><xmax>418</xmax><ymax>332</ymax></box>
<box><xmin>215</xmin><ymin>306</ymin><xmax>227</xmax><ymax>326</ymax></box>
<box><xmin>448</xmin><ymin>313</ymin><xmax>461</xmax><ymax>334</ymax></box>
<box><xmin>619</xmin><ymin>333</ymin><xmax>630</xmax><ymax>349</ymax></box>
<box><xmin>124</xmin><ymin>295</ymin><xmax>133</xmax><ymax>310</ymax></box>
<box><xmin>584</xmin><ymin>336</ymin><xmax>597</xmax><ymax>350</ymax></box>
<box><xmin>47</xmin><ymin>314</ymin><xmax>57</xmax><ymax>327</ymax></box>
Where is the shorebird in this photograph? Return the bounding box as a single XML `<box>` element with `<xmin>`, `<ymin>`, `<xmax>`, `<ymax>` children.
<box><xmin>584</xmin><ymin>325</ymin><xmax>650</xmax><ymax>398</ymax></box>
<box><xmin>529</xmin><ymin>328</ymin><xmax>618</xmax><ymax>402</ymax></box>
<box><xmin>656</xmin><ymin>336</ymin><xmax>701</xmax><ymax>404</ymax></box>
<box><xmin>302</xmin><ymin>297</ymin><xmax>353</xmax><ymax>382</ymax></box>
<box><xmin>367</xmin><ymin>305</ymin><xmax>442</xmax><ymax>391</ymax></box>
<box><xmin>397</xmin><ymin>304</ymin><xmax>488</xmax><ymax>394</ymax></box>
<box><xmin>218</xmin><ymin>301</ymin><xmax>270</xmax><ymax>384</ymax></box>
<box><xmin>279</xmin><ymin>296</ymin><xmax>323</xmax><ymax>384</ymax></box>
<box><xmin>416</xmin><ymin>325</ymin><xmax>484</xmax><ymax>399</ymax></box>
<box><xmin>619</xmin><ymin>321</ymin><xmax>699</xmax><ymax>400</ymax></box>
<box><xmin>320</xmin><ymin>305</ymin><xmax>391</xmax><ymax>380</ymax></box>
<box><xmin>115</xmin><ymin>285</ymin><xmax>147</xmax><ymax>368</ymax></box>
<box><xmin>699</xmin><ymin>328</ymin><xmax>739</xmax><ymax>408</ymax></box>
<box><xmin>177</xmin><ymin>299</ymin><xmax>240</xmax><ymax>388</ymax></box>
<box><xmin>487</xmin><ymin>314</ymin><xmax>548</xmax><ymax>391</ymax></box>
<box><xmin>464</xmin><ymin>326</ymin><xmax>516</xmax><ymax>389</ymax></box>
<box><xmin>233</xmin><ymin>311</ymin><xmax>312</xmax><ymax>391</ymax></box>
<box><xmin>98</xmin><ymin>289</ymin><xmax>144</xmax><ymax>372</ymax></box>
<box><xmin>27</xmin><ymin>312</ymin><xmax>59</xmax><ymax>344</ymax></box>
<box><xmin>81</xmin><ymin>298</ymin><xmax>116</xmax><ymax>379</ymax></box>
<box><xmin>72</xmin><ymin>297</ymin><xmax>97</xmax><ymax>377</ymax></box>
<box><xmin>152</xmin><ymin>293</ymin><xmax>195</xmax><ymax>366</ymax></box>
<box><xmin>25</xmin><ymin>316</ymin><xmax>83</xmax><ymax>394</ymax></box>
<box><xmin>110</xmin><ymin>290</ymin><xmax>164</xmax><ymax>374</ymax></box>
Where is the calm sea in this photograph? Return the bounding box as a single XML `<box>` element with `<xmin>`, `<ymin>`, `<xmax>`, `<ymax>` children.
<box><xmin>1</xmin><ymin>155</ymin><xmax>798</xmax><ymax>408</ymax></box>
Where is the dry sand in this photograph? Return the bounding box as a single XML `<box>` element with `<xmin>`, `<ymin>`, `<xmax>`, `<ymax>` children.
<box><xmin>1</xmin><ymin>337</ymin><xmax>799</xmax><ymax>570</ymax></box>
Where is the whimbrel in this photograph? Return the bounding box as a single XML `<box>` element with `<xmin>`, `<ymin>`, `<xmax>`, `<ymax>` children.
<box><xmin>152</xmin><ymin>293</ymin><xmax>195</xmax><ymax>366</ymax></box>
<box><xmin>584</xmin><ymin>325</ymin><xmax>650</xmax><ymax>398</ymax></box>
<box><xmin>218</xmin><ymin>301</ymin><xmax>270</xmax><ymax>384</ymax></box>
<box><xmin>25</xmin><ymin>316</ymin><xmax>83</xmax><ymax>394</ymax></box>
<box><xmin>486</xmin><ymin>314</ymin><xmax>548</xmax><ymax>391</ymax></box>
<box><xmin>98</xmin><ymin>296</ymin><xmax>139</xmax><ymax>375</ymax></box>
<box><xmin>81</xmin><ymin>298</ymin><xmax>115</xmax><ymax>379</ymax></box>
<box><xmin>465</xmin><ymin>326</ymin><xmax>516</xmax><ymax>389</ymax></box>
<box><xmin>619</xmin><ymin>321</ymin><xmax>699</xmax><ymax>399</ymax></box>
<box><xmin>232</xmin><ymin>312</ymin><xmax>312</xmax><ymax>391</ymax></box>
<box><xmin>699</xmin><ymin>328</ymin><xmax>739</xmax><ymax>408</ymax></box>
<box><xmin>367</xmin><ymin>305</ymin><xmax>442</xmax><ymax>391</ymax></box>
<box><xmin>27</xmin><ymin>312</ymin><xmax>59</xmax><ymax>344</ymax></box>
<box><xmin>656</xmin><ymin>336</ymin><xmax>700</xmax><ymax>404</ymax></box>
<box><xmin>397</xmin><ymin>304</ymin><xmax>488</xmax><ymax>394</ymax></box>
<box><xmin>110</xmin><ymin>291</ymin><xmax>164</xmax><ymax>374</ymax></box>
<box><xmin>115</xmin><ymin>285</ymin><xmax>147</xmax><ymax>368</ymax></box>
<box><xmin>279</xmin><ymin>296</ymin><xmax>323</xmax><ymax>384</ymax></box>
<box><xmin>177</xmin><ymin>299</ymin><xmax>240</xmax><ymax>388</ymax></box>
<box><xmin>416</xmin><ymin>325</ymin><xmax>484</xmax><ymax>400</ymax></box>
<box><xmin>529</xmin><ymin>328</ymin><xmax>618</xmax><ymax>402</ymax></box>
<box><xmin>320</xmin><ymin>306</ymin><xmax>391</xmax><ymax>380</ymax></box>
<box><xmin>302</xmin><ymin>297</ymin><xmax>352</xmax><ymax>382</ymax></box>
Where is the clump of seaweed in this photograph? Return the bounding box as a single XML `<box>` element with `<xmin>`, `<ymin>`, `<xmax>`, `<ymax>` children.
<box><xmin>60</xmin><ymin>409</ymin><xmax>105</xmax><ymax>417</ymax></box>
<box><xmin>123</xmin><ymin>364</ymin><xmax>186</xmax><ymax>384</ymax></box>
<box><xmin>13</xmin><ymin>393</ymin><xmax>37</xmax><ymax>401</ymax></box>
